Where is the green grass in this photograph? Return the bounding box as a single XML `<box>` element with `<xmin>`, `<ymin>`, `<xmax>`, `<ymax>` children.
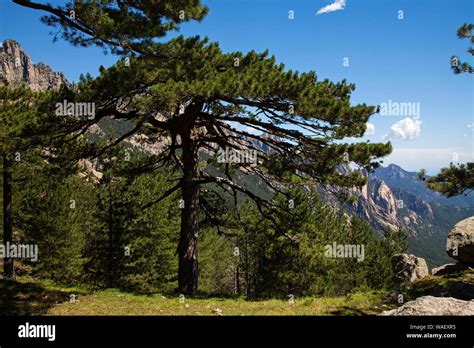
<box><xmin>46</xmin><ymin>289</ymin><xmax>391</xmax><ymax>316</ymax></box>
<box><xmin>0</xmin><ymin>276</ymin><xmax>395</xmax><ymax>316</ymax></box>
<box><xmin>0</xmin><ymin>275</ymin><xmax>87</xmax><ymax>315</ymax></box>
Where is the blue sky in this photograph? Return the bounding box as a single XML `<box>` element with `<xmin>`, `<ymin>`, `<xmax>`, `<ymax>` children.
<box><xmin>1</xmin><ymin>0</ymin><xmax>473</xmax><ymax>173</ymax></box>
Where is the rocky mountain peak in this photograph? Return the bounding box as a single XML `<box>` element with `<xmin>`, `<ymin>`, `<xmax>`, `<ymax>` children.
<box><xmin>383</xmin><ymin>163</ymin><xmax>408</xmax><ymax>178</ymax></box>
<box><xmin>387</xmin><ymin>163</ymin><xmax>402</xmax><ymax>170</ymax></box>
<box><xmin>0</xmin><ymin>39</ymin><xmax>68</xmax><ymax>91</ymax></box>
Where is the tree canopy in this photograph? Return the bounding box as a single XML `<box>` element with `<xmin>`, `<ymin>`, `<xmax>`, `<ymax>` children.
<box><xmin>421</xmin><ymin>23</ymin><xmax>473</xmax><ymax>199</ymax></box>
<box><xmin>420</xmin><ymin>163</ymin><xmax>474</xmax><ymax>197</ymax></box>
<box><xmin>451</xmin><ymin>23</ymin><xmax>473</xmax><ymax>74</ymax></box>
<box><xmin>12</xmin><ymin>0</ymin><xmax>392</xmax><ymax>293</ymax></box>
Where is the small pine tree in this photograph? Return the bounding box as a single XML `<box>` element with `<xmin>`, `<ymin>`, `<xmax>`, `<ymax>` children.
<box><xmin>451</xmin><ymin>23</ymin><xmax>473</xmax><ymax>74</ymax></box>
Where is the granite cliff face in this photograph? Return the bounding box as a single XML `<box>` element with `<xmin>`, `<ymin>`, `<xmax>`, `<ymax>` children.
<box><xmin>357</xmin><ymin>178</ymin><xmax>399</xmax><ymax>230</ymax></box>
<box><xmin>318</xmin><ymin>164</ymin><xmax>471</xmax><ymax>236</ymax></box>
<box><xmin>318</xmin><ymin>163</ymin><xmax>474</xmax><ymax>266</ymax></box>
<box><xmin>318</xmin><ymin>165</ymin><xmax>409</xmax><ymax>233</ymax></box>
<box><xmin>0</xmin><ymin>39</ymin><xmax>68</xmax><ymax>91</ymax></box>
<box><xmin>352</xmin><ymin>174</ymin><xmax>434</xmax><ymax>233</ymax></box>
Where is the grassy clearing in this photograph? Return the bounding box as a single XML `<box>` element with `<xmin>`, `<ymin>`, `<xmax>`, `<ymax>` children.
<box><xmin>0</xmin><ymin>276</ymin><xmax>395</xmax><ymax>316</ymax></box>
<box><xmin>47</xmin><ymin>289</ymin><xmax>391</xmax><ymax>316</ymax></box>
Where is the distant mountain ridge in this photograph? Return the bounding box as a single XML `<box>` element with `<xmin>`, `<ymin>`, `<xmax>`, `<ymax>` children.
<box><xmin>320</xmin><ymin>163</ymin><xmax>474</xmax><ymax>267</ymax></box>
<box><xmin>372</xmin><ymin>164</ymin><xmax>474</xmax><ymax>208</ymax></box>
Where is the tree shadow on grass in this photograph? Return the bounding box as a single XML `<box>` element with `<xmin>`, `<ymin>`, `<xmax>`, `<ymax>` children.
<box><xmin>0</xmin><ymin>278</ymin><xmax>79</xmax><ymax>315</ymax></box>
<box><xmin>329</xmin><ymin>307</ymin><xmax>372</xmax><ymax>316</ymax></box>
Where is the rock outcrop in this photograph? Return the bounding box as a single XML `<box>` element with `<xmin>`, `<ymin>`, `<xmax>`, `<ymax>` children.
<box><xmin>317</xmin><ymin>163</ymin><xmax>449</xmax><ymax>239</ymax></box>
<box><xmin>428</xmin><ymin>278</ymin><xmax>474</xmax><ymax>301</ymax></box>
<box><xmin>381</xmin><ymin>296</ymin><xmax>474</xmax><ymax>315</ymax></box>
<box><xmin>0</xmin><ymin>39</ymin><xmax>68</xmax><ymax>91</ymax></box>
<box><xmin>447</xmin><ymin>216</ymin><xmax>474</xmax><ymax>265</ymax></box>
<box><xmin>391</xmin><ymin>253</ymin><xmax>429</xmax><ymax>283</ymax></box>
<box><xmin>431</xmin><ymin>262</ymin><xmax>469</xmax><ymax>276</ymax></box>
<box><xmin>319</xmin><ymin>172</ymin><xmax>401</xmax><ymax>232</ymax></box>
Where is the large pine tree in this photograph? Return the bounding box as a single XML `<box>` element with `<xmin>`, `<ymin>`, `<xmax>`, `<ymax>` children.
<box><xmin>14</xmin><ymin>0</ymin><xmax>392</xmax><ymax>293</ymax></box>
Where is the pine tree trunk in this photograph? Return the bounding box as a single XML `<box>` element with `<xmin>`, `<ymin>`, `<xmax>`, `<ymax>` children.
<box><xmin>244</xmin><ymin>239</ymin><xmax>251</xmax><ymax>297</ymax></box>
<box><xmin>235</xmin><ymin>264</ymin><xmax>241</xmax><ymax>295</ymax></box>
<box><xmin>178</xmin><ymin>134</ymin><xmax>199</xmax><ymax>294</ymax></box>
<box><xmin>3</xmin><ymin>154</ymin><xmax>14</xmax><ymax>278</ymax></box>
<box><xmin>107</xmin><ymin>188</ymin><xmax>114</xmax><ymax>288</ymax></box>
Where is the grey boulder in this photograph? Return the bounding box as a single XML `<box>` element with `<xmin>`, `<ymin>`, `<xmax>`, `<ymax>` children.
<box><xmin>447</xmin><ymin>216</ymin><xmax>474</xmax><ymax>265</ymax></box>
<box><xmin>381</xmin><ymin>296</ymin><xmax>474</xmax><ymax>316</ymax></box>
<box><xmin>391</xmin><ymin>253</ymin><xmax>429</xmax><ymax>283</ymax></box>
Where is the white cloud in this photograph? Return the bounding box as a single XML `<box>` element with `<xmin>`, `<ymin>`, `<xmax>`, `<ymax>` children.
<box><xmin>467</xmin><ymin>123</ymin><xmax>474</xmax><ymax>130</ymax></box>
<box><xmin>365</xmin><ymin>122</ymin><xmax>375</xmax><ymax>135</ymax></box>
<box><xmin>316</xmin><ymin>0</ymin><xmax>347</xmax><ymax>15</ymax></box>
<box><xmin>383</xmin><ymin>117</ymin><xmax>422</xmax><ymax>141</ymax></box>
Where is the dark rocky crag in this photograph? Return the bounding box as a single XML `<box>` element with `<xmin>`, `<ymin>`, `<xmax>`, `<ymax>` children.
<box><xmin>0</xmin><ymin>39</ymin><xmax>68</xmax><ymax>91</ymax></box>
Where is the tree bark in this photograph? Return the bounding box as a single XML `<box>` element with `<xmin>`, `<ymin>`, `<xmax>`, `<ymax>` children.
<box><xmin>244</xmin><ymin>240</ymin><xmax>251</xmax><ymax>297</ymax></box>
<box><xmin>3</xmin><ymin>154</ymin><xmax>14</xmax><ymax>278</ymax></box>
<box><xmin>107</xmin><ymin>183</ymin><xmax>114</xmax><ymax>288</ymax></box>
<box><xmin>177</xmin><ymin>133</ymin><xmax>199</xmax><ymax>294</ymax></box>
<box><xmin>235</xmin><ymin>264</ymin><xmax>241</xmax><ymax>295</ymax></box>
